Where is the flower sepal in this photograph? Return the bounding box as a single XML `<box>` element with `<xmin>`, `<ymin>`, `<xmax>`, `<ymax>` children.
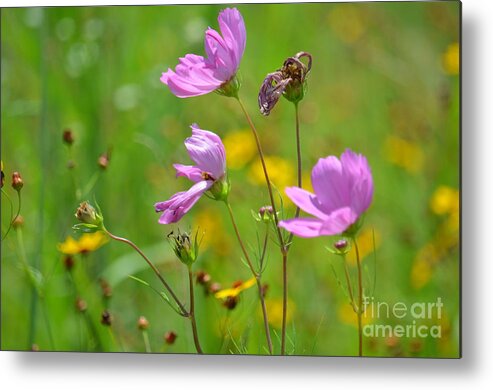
<box><xmin>216</xmin><ymin>74</ymin><xmax>241</xmax><ymax>98</ymax></box>
<box><xmin>209</xmin><ymin>175</ymin><xmax>230</xmax><ymax>202</ymax></box>
<box><xmin>72</xmin><ymin>223</ymin><xmax>102</xmax><ymax>234</ymax></box>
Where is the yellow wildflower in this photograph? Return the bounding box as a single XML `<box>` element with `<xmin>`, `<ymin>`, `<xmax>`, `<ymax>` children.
<box><xmin>385</xmin><ymin>135</ymin><xmax>424</xmax><ymax>174</ymax></box>
<box><xmin>194</xmin><ymin>208</ymin><xmax>230</xmax><ymax>256</ymax></box>
<box><xmin>264</xmin><ymin>298</ymin><xmax>295</xmax><ymax>329</ymax></box>
<box><xmin>430</xmin><ymin>186</ymin><xmax>459</xmax><ymax>216</ymax></box>
<box><xmin>328</xmin><ymin>4</ymin><xmax>366</xmax><ymax>45</ymax></box>
<box><xmin>346</xmin><ymin>227</ymin><xmax>381</xmax><ymax>266</ymax></box>
<box><xmin>58</xmin><ymin>231</ymin><xmax>108</xmax><ymax>255</ymax></box>
<box><xmin>214</xmin><ymin>278</ymin><xmax>256</xmax><ymax>299</ymax></box>
<box><xmin>442</xmin><ymin>43</ymin><xmax>459</xmax><ymax>75</ymax></box>
<box><xmin>223</xmin><ymin>129</ymin><xmax>256</xmax><ymax>169</ymax></box>
<box><xmin>248</xmin><ymin>156</ymin><xmax>295</xmax><ymax>200</ymax></box>
<box><xmin>338</xmin><ymin>303</ymin><xmax>373</xmax><ymax>328</ymax></box>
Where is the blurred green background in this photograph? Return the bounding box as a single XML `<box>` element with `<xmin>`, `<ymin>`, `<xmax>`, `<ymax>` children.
<box><xmin>1</xmin><ymin>1</ymin><xmax>460</xmax><ymax>357</ymax></box>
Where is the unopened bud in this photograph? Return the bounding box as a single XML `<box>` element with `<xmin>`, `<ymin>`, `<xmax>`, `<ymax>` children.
<box><xmin>63</xmin><ymin>255</ymin><xmax>75</xmax><ymax>271</ymax></box>
<box><xmin>99</xmin><ymin>279</ymin><xmax>112</xmax><ymax>298</ymax></box>
<box><xmin>167</xmin><ymin>229</ymin><xmax>200</xmax><ymax>267</ymax></box>
<box><xmin>101</xmin><ymin>310</ymin><xmax>112</xmax><ymax>326</ymax></box>
<box><xmin>63</xmin><ymin>129</ymin><xmax>74</xmax><ymax>145</ymax></box>
<box><xmin>12</xmin><ymin>215</ymin><xmax>24</xmax><ymax>230</ymax></box>
<box><xmin>209</xmin><ymin>282</ymin><xmax>221</xmax><ymax>294</ymax></box>
<box><xmin>75</xmin><ymin>298</ymin><xmax>87</xmax><ymax>312</ymax></box>
<box><xmin>12</xmin><ymin>172</ymin><xmax>23</xmax><ymax>191</ymax></box>
<box><xmin>196</xmin><ymin>270</ymin><xmax>211</xmax><ymax>285</ymax></box>
<box><xmin>74</xmin><ymin>201</ymin><xmax>104</xmax><ymax>231</ymax></box>
<box><xmin>137</xmin><ymin>316</ymin><xmax>149</xmax><ymax>330</ymax></box>
<box><xmin>223</xmin><ymin>296</ymin><xmax>238</xmax><ymax>310</ymax></box>
<box><xmin>164</xmin><ymin>331</ymin><xmax>177</xmax><ymax>345</ymax></box>
<box><xmin>98</xmin><ymin>150</ymin><xmax>111</xmax><ymax>170</ymax></box>
<box><xmin>334</xmin><ymin>239</ymin><xmax>348</xmax><ymax>251</ymax></box>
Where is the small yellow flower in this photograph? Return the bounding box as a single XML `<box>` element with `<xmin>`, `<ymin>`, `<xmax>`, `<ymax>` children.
<box><xmin>338</xmin><ymin>303</ymin><xmax>373</xmax><ymax>328</ymax></box>
<box><xmin>58</xmin><ymin>231</ymin><xmax>108</xmax><ymax>255</ymax></box>
<box><xmin>223</xmin><ymin>129</ymin><xmax>256</xmax><ymax>169</ymax></box>
<box><xmin>328</xmin><ymin>4</ymin><xmax>366</xmax><ymax>44</ymax></box>
<box><xmin>430</xmin><ymin>186</ymin><xmax>459</xmax><ymax>216</ymax></box>
<box><xmin>442</xmin><ymin>43</ymin><xmax>459</xmax><ymax>75</ymax></box>
<box><xmin>248</xmin><ymin>156</ymin><xmax>295</xmax><ymax>200</ymax></box>
<box><xmin>194</xmin><ymin>208</ymin><xmax>230</xmax><ymax>256</ymax></box>
<box><xmin>264</xmin><ymin>298</ymin><xmax>295</xmax><ymax>329</ymax></box>
<box><xmin>214</xmin><ymin>278</ymin><xmax>256</xmax><ymax>299</ymax></box>
<box><xmin>410</xmin><ymin>243</ymin><xmax>440</xmax><ymax>290</ymax></box>
<box><xmin>385</xmin><ymin>135</ymin><xmax>424</xmax><ymax>174</ymax></box>
<box><xmin>346</xmin><ymin>227</ymin><xmax>381</xmax><ymax>266</ymax></box>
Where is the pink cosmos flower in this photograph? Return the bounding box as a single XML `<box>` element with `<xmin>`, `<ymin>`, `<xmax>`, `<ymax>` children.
<box><xmin>155</xmin><ymin>124</ymin><xmax>227</xmax><ymax>224</ymax></box>
<box><xmin>278</xmin><ymin>149</ymin><xmax>373</xmax><ymax>238</ymax></box>
<box><xmin>161</xmin><ymin>8</ymin><xmax>246</xmax><ymax>98</ymax></box>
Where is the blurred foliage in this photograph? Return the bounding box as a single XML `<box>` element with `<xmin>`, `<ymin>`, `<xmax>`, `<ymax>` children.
<box><xmin>1</xmin><ymin>2</ymin><xmax>459</xmax><ymax>357</ymax></box>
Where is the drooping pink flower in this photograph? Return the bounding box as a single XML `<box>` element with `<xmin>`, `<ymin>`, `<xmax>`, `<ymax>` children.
<box><xmin>279</xmin><ymin>149</ymin><xmax>373</xmax><ymax>238</ymax></box>
<box><xmin>161</xmin><ymin>8</ymin><xmax>246</xmax><ymax>98</ymax></box>
<box><xmin>155</xmin><ymin>124</ymin><xmax>227</xmax><ymax>224</ymax></box>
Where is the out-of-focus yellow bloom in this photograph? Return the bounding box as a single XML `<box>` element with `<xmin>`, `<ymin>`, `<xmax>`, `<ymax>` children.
<box><xmin>442</xmin><ymin>43</ymin><xmax>459</xmax><ymax>75</ymax></box>
<box><xmin>58</xmin><ymin>231</ymin><xmax>108</xmax><ymax>255</ymax></box>
<box><xmin>248</xmin><ymin>156</ymin><xmax>295</xmax><ymax>199</ymax></box>
<box><xmin>264</xmin><ymin>298</ymin><xmax>295</xmax><ymax>329</ymax></box>
<box><xmin>194</xmin><ymin>208</ymin><xmax>230</xmax><ymax>256</ymax></box>
<box><xmin>346</xmin><ymin>227</ymin><xmax>381</xmax><ymax>266</ymax></box>
<box><xmin>223</xmin><ymin>129</ymin><xmax>256</xmax><ymax>169</ymax></box>
<box><xmin>410</xmin><ymin>243</ymin><xmax>440</xmax><ymax>290</ymax></box>
<box><xmin>328</xmin><ymin>4</ymin><xmax>366</xmax><ymax>44</ymax></box>
<box><xmin>338</xmin><ymin>303</ymin><xmax>373</xmax><ymax>328</ymax></box>
<box><xmin>385</xmin><ymin>135</ymin><xmax>424</xmax><ymax>174</ymax></box>
<box><xmin>430</xmin><ymin>186</ymin><xmax>459</xmax><ymax>216</ymax></box>
<box><xmin>214</xmin><ymin>278</ymin><xmax>256</xmax><ymax>299</ymax></box>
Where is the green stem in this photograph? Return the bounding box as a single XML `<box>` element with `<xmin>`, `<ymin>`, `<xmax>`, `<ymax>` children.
<box><xmin>188</xmin><ymin>268</ymin><xmax>203</xmax><ymax>354</ymax></box>
<box><xmin>2</xmin><ymin>190</ymin><xmax>21</xmax><ymax>240</ymax></box>
<box><xmin>236</xmin><ymin>96</ymin><xmax>289</xmax><ymax>354</ymax></box>
<box><xmin>353</xmin><ymin>237</ymin><xmax>363</xmax><ymax>357</ymax></box>
<box><xmin>104</xmin><ymin>228</ymin><xmax>187</xmax><ymax>316</ymax></box>
<box><xmin>225</xmin><ymin>201</ymin><xmax>273</xmax><ymax>355</ymax></box>
<box><xmin>142</xmin><ymin>330</ymin><xmax>152</xmax><ymax>353</ymax></box>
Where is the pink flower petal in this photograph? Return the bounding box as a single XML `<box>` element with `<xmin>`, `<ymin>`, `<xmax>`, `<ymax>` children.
<box><xmin>184</xmin><ymin>124</ymin><xmax>226</xmax><ymax>179</ymax></box>
<box><xmin>155</xmin><ymin>180</ymin><xmax>212</xmax><ymax>224</ymax></box>
<box><xmin>319</xmin><ymin>207</ymin><xmax>359</xmax><ymax>236</ymax></box>
<box><xmin>278</xmin><ymin>217</ymin><xmax>324</xmax><ymax>238</ymax></box>
<box><xmin>284</xmin><ymin>187</ymin><xmax>327</xmax><ymax>220</ymax></box>
<box><xmin>173</xmin><ymin>164</ymin><xmax>203</xmax><ymax>182</ymax></box>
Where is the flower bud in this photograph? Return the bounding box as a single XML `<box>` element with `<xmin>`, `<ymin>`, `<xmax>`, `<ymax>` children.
<box><xmin>63</xmin><ymin>129</ymin><xmax>74</xmax><ymax>145</ymax></box>
<box><xmin>196</xmin><ymin>270</ymin><xmax>211</xmax><ymax>285</ymax></box>
<box><xmin>75</xmin><ymin>298</ymin><xmax>87</xmax><ymax>312</ymax></box>
<box><xmin>74</xmin><ymin>201</ymin><xmax>104</xmax><ymax>232</ymax></box>
<box><xmin>223</xmin><ymin>296</ymin><xmax>238</xmax><ymax>310</ymax></box>
<box><xmin>167</xmin><ymin>229</ymin><xmax>200</xmax><ymax>267</ymax></box>
<box><xmin>12</xmin><ymin>172</ymin><xmax>23</xmax><ymax>191</ymax></box>
<box><xmin>99</xmin><ymin>278</ymin><xmax>112</xmax><ymax>299</ymax></box>
<box><xmin>137</xmin><ymin>316</ymin><xmax>149</xmax><ymax>330</ymax></box>
<box><xmin>164</xmin><ymin>331</ymin><xmax>177</xmax><ymax>345</ymax></box>
<box><xmin>101</xmin><ymin>310</ymin><xmax>112</xmax><ymax>326</ymax></box>
<box><xmin>63</xmin><ymin>255</ymin><xmax>75</xmax><ymax>271</ymax></box>
<box><xmin>254</xmin><ymin>205</ymin><xmax>275</xmax><ymax>223</ymax></box>
<box><xmin>209</xmin><ymin>282</ymin><xmax>221</xmax><ymax>294</ymax></box>
<box><xmin>334</xmin><ymin>239</ymin><xmax>348</xmax><ymax>251</ymax></box>
<box><xmin>12</xmin><ymin>215</ymin><xmax>24</xmax><ymax>230</ymax></box>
